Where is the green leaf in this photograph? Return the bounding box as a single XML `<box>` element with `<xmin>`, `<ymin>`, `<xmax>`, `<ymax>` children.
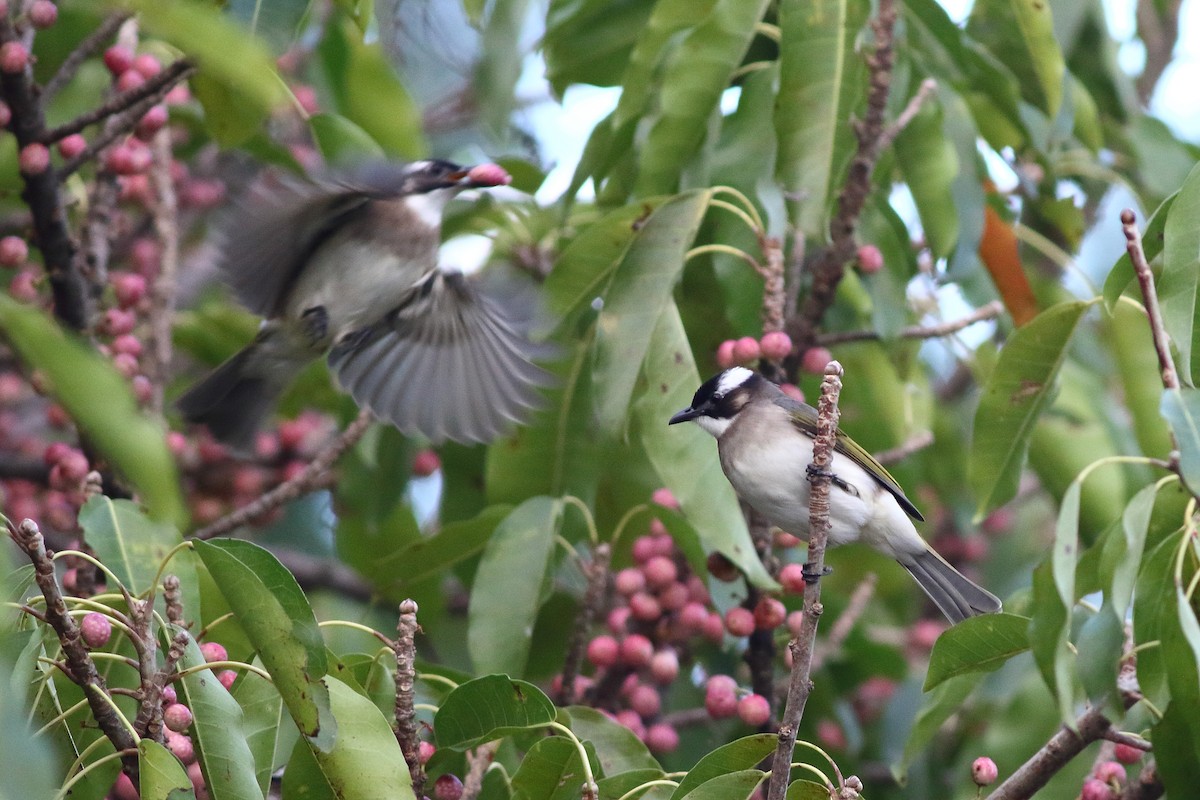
<box><xmin>511</xmin><ymin>735</ymin><xmax>597</xmax><ymax>800</ymax></box>
<box><xmin>634</xmin><ymin>0</ymin><xmax>771</xmax><ymax>196</ymax></box>
<box><xmin>281</xmin><ymin>734</ymin><xmax>335</xmax><ymax>799</ymax></box>
<box><xmin>775</xmin><ymin>0</ymin><xmax>869</xmax><ymax>238</ymax></box>
<box><xmin>227</xmin><ymin>0</ymin><xmax>309</xmax><ymax>52</ymax></box>
<box><xmin>79</xmin><ymin>496</ymin><xmax>198</xmax><ymax>619</ymax></box>
<box><xmin>434</xmin><ymin>675</ymin><xmax>557</xmax><ymax>750</ymax></box>
<box><xmin>593</xmin><ymin>189</ymin><xmax>713</xmax><ymax>435</ymax></box>
<box><xmin>566</xmin><ymin>706</ymin><xmax>659</xmax><ymax>775</ymax></box>
<box><xmin>1100</xmin><ymin>481</ymin><xmax>1158</xmax><ymax>619</ymax></box>
<box><xmin>1028</xmin><ymin>558</ymin><xmax>1074</xmax><ymax>727</ymax></box>
<box><xmin>121</xmin><ymin>0</ymin><xmax>286</xmax><ymax>145</ymax></box>
<box><xmin>1152</xmin><ymin>543</ymin><xmax>1200</xmax><ymax>791</ymax></box>
<box><xmin>0</xmin><ymin>296</ymin><xmax>185</xmax><ymax>526</ymax></box>
<box><xmin>670</xmin><ymin>735</ymin><xmax>776</xmax><ymax>800</ymax></box>
<box><xmin>1077</xmin><ymin>603</ymin><xmax>1124</xmax><ymax>707</ymax></box>
<box><xmin>967</xmin><ymin>0</ymin><xmax>1065</xmax><ymax>117</ymax></box>
<box><xmin>192</xmin><ymin>539</ymin><xmax>334</xmax><ymax>751</ymax></box>
<box><xmin>373</xmin><ymin>505</ymin><xmax>510</xmax><ymax>590</ymax></box>
<box><xmin>138</xmin><ymin>739</ymin><xmax>195</xmax><ymax>799</ymax></box>
<box><xmin>894</xmin><ymin>97</ymin><xmax>959</xmax><ymax>259</ymax></box>
<box><xmin>970</xmin><ymin>300</ymin><xmax>1096</xmax><ymax>517</ymax></box>
<box><xmin>785</xmin><ymin>781</ymin><xmax>834</xmax><ymax>800</ymax></box>
<box><xmin>1160</xmin><ymin>161</ymin><xmax>1200</xmax><ymax>386</ymax></box>
<box><xmin>175</xmin><ymin>630</ymin><xmax>262</xmax><ymax>800</ymax></box>
<box><xmin>1104</xmin><ymin>192</ymin><xmax>1175</xmax><ymax>310</ymax></box>
<box><xmin>306</xmin><ymin>677</ymin><xmax>416</xmax><ymax>799</ymax></box>
<box><xmin>1051</xmin><ymin>477</ymin><xmax>1082</xmax><ymax>609</ymax></box>
<box><xmin>923</xmin><ymin>613</ymin><xmax>1031</xmax><ymax>690</ymax></box>
<box><xmin>597</xmin><ymin>770</ymin><xmax>668</xmax><ymax>800</ymax></box>
<box><xmin>677</xmin><ymin>770</ymin><xmax>764</xmax><ymax>800</ymax></box>
<box><xmin>897</xmin><ymin>673</ymin><xmax>982</xmax><ymax>775</ymax></box>
<box><xmin>544</xmin><ymin>0</ymin><xmax>655</xmax><ymax>95</ymax></box>
<box><xmin>1161</xmin><ymin>387</ymin><xmax>1200</xmax><ymax>494</ymax></box>
<box><xmin>309</xmin><ymin>112</ymin><xmax>386</xmax><ymax>165</ymax></box>
<box><xmin>633</xmin><ymin>303</ymin><xmax>777</xmax><ymax>589</ymax></box>
<box><xmin>232</xmin><ymin>670</ymin><xmax>295</xmax><ymax>796</ymax></box>
<box><xmin>467</xmin><ymin>497</ymin><xmax>562</xmax><ymax>676</ymax></box>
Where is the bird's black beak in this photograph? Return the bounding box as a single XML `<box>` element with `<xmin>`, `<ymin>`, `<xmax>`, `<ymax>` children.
<box><xmin>669</xmin><ymin>407</ymin><xmax>699</xmax><ymax>425</ymax></box>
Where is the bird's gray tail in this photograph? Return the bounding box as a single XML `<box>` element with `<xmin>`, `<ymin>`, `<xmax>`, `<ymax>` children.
<box><xmin>176</xmin><ymin>331</ymin><xmax>302</xmax><ymax>451</ymax></box>
<box><xmin>899</xmin><ymin>547</ymin><xmax>1002</xmax><ymax>624</ymax></box>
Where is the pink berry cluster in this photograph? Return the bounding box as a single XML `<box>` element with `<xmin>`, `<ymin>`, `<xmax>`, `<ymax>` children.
<box><xmin>715</xmin><ymin>331</ymin><xmax>793</xmax><ymax>369</ymax></box>
<box><xmin>1080</xmin><ymin>748</ymin><xmax>1141</xmax><ymax>800</ymax></box>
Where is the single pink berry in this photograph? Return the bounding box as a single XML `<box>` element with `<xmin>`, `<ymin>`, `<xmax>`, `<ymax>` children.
<box><xmin>650</xmin><ymin>487</ymin><xmax>678</xmax><ymax>510</ymax></box>
<box><xmin>786</xmin><ymin>610</ymin><xmax>805</xmax><ymax>638</ymax></box>
<box><xmin>641</xmin><ymin>555</ymin><xmax>677</xmax><ymax>589</ymax></box>
<box><xmin>658</xmin><ymin>581</ymin><xmax>689</xmax><ymax>611</ymax></box>
<box><xmin>0</xmin><ymin>100</ymin><xmax>10</xmax><ymax>127</ymax></box>
<box><xmin>704</xmin><ymin>676</ymin><xmax>738</xmax><ymax>719</ymax></box>
<box><xmin>135</xmin><ymin>105</ymin><xmax>169</xmax><ymax>140</ymax></box>
<box><xmin>411</xmin><ymin>449</ymin><xmax>441</xmax><ymax>477</ymax></box>
<box><xmin>908</xmin><ymin>619</ymin><xmax>945</xmax><ymax>652</ymax></box>
<box><xmin>199</xmin><ymin>641</ymin><xmax>227</xmax><ymax>663</ymax></box>
<box><xmin>112</xmin><ymin>272</ymin><xmax>147</xmax><ymax>308</ymax></box>
<box><xmin>630</xmin><ymin>535</ymin><xmax>656</xmax><ymax>564</ymax></box>
<box><xmin>187</xmin><ymin>762</ymin><xmax>206</xmax><ymax>796</ymax></box>
<box><xmin>816</xmin><ymin>719</ymin><xmax>846</xmax><ymax>749</ymax></box>
<box><xmin>779</xmin><ymin>383</ymin><xmax>804</xmax><ymax>402</ymax></box>
<box><xmin>164</xmin><ymin>702</ymin><xmax>193</xmax><ymax>732</ymax></box>
<box><xmin>57</xmin><ymin>133</ymin><xmax>87</xmax><ymax>160</ymax></box>
<box><xmin>779</xmin><ymin>563</ymin><xmax>807</xmax><ymax>594</ymax></box>
<box><xmin>28</xmin><ymin>0</ymin><xmax>57</xmax><ymax>29</ymax></box>
<box><xmin>433</xmin><ymin>774</ymin><xmax>463</xmax><ymax>800</ymax></box>
<box><xmin>1093</xmin><ymin>761</ymin><xmax>1125</xmax><ymax>785</ymax></box>
<box><xmin>706</xmin><ymin>551</ymin><xmax>740</xmax><ymax>582</ymax></box>
<box><xmin>19</xmin><ymin>143</ymin><xmax>50</xmax><ymax>175</ymax></box>
<box><xmin>1080</xmin><ymin>778</ymin><xmax>1115</xmax><ymax>800</ymax></box>
<box><xmin>132</xmin><ymin>53</ymin><xmax>161</xmax><ymax>78</ymax></box>
<box><xmin>418</xmin><ymin>741</ymin><xmax>436</xmax><ymax>764</ymax></box>
<box><xmin>619</xmin><ymin>634</ymin><xmax>653</xmax><ymax>668</ymax></box>
<box><xmin>753</xmin><ymin>597</ymin><xmax>786</xmax><ymax>630</ymax></box>
<box><xmin>166</xmin><ymin>730</ymin><xmax>195</xmax><ymax>764</ymax></box>
<box><xmin>217</xmin><ymin>670</ymin><xmax>237</xmax><ymax>690</ymax></box>
<box><xmin>731</xmin><ymin>336</ymin><xmax>760</xmax><ymax>363</ymax></box>
<box><xmin>702</xmin><ymin>611</ymin><xmax>726</xmax><ymax>642</ymax></box>
<box><xmin>0</xmin><ymin>235</ymin><xmax>28</xmax><ymax>266</ymax></box>
<box><xmin>467</xmin><ymin>163</ymin><xmax>511</xmax><ymax>187</ymax></box>
<box><xmin>737</xmin><ymin>693</ymin><xmax>771</xmax><ymax>726</ymax></box>
<box><xmin>715</xmin><ymin>339</ymin><xmax>737</xmax><ymax>369</ymax></box>
<box><xmin>643</xmin><ymin>723</ymin><xmax>679</xmax><ymax>754</ymax></box>
<box><xmin>161</xmin><ymin>685</ymin><xmax>177</xmax><ymax>705</ymax></box>
<box><xmin>80</xmin><ymin>612</ymin><xmax>112</xmax><ymax>648</ymax></box>
<box><xmin>112</xmin><ymin>772</ymin><xmax>139</xmax><ymax>800</ymax></box>
<box><xmin>101</xmin><ymin>308</ymin><xmax>136</xmax><ymax>336</ymax></box>
<box><xmin>586</xmin><ymin>635</ymin><xmax>620</xmax><ymax>668</ymax></box>
<box><xmin>103</xmin><ymin>45</ymin><xmax>134</xmax><ymax>75</ymax></box>
<box><xmin>800</xmin><ymin>346</ymin><xmax>833</xmax><ymax>375</ymax></box>
<box><xmin>111</xmin><ymin>334</ymin><xmax>143</xmax><ymax>356</ymax></box>
<box><xmin>628</xmin><ymin>684</ymin><xmax>661</xmax><ymax>718</ymax></box>
<box><xmin>606</xmin><ymin>606</ymin><xmax>631</xmax><ymax>634</ymax></box>
<box><xmin>57</xmin><ymin>449</ymin><xmax>89</xmax><ymax>482</ymax></box>
<box><xmin>0</xmin><ymin>41</ymin><xmax>29</xmax><ymax>74</ymax></box>
<box><xmin>112</xmin><ymin>352</ymin><xmax>139</xmax><ymax>378</ymax></box>
<box><xmin>1113</xmin><ymin>743</ymin><xmax>1143</xmax><ymax>765</ymax></box>
<box><xmin>614</xmin><ymin>567</ymin><xmax>645</xmax><ymax>596</ymax></box>
<box><xmin>116</xmin><ymin>68</ymin><xmax>145</xmax><ymax>93</ymax></box>
<box><xmin>971</xmin><ymin>757</ymin><xmax>998</xmax><ymax>786</ymax></box>
<box><xmin>679</xmin><ymin>602</ymin><xmax>709</xmax><ymax>633</ymax></box>
<box><xmin>856</xmin><ymin>244</ymin><xmax>884</xmax><ymax>273</ymax></box>
<box><xmin>724</xmin><ymin>607</ymin><xmax>756</xmax><ymax>637</ymax></box>
<box><xmin>43</xmin><ymin>441</ymin><xmax>70</xmax><ymax>467</ymax></box>
<box><xmin>759</xmin><ymin>330</ymin><xmax>792</xmax><ymax>361</ymax></box>
<box><xmin>614</xmin><ymin>709</ymin><xmax>645</xmax><ymax>740</ymax></box>
<box><xmin>628</xmin><ymin>591</ymin><xmax>662</xmax><ymax>622</ymax></box>
<box><xmin>649</xmin><ymin>649</ymin><xmax>679</xmax><ymax>685</ymax></box>
<box><xmin>292</xmin><ymin>84</ymin><xmax>319</xmax><ymax>115</ymax></box>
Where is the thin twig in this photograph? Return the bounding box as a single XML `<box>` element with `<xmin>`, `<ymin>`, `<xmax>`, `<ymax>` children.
<box><xmin>44</xmin><ymin>59</ymin><xmax>194</xmax><ymax>144</ymax></box>
<box><xmin>811</xmin><ymin>573</ymin><xmax>877</xmax><ymax>671</ymax></box>
<box><xmin>984</xmin><ymin>707</ymin><xmax>1112</xmax><ymax>800</ymax></box>
<box><xmin>193</xmin><ymin>409</ymin><xmax>374</xmax><ymax>540</ymax></box>
<box><xmin>394</xmin><ymin>599</ymin><xmax>425</xmax><ymax>797</ymax></box>
<box><xmin>873</xmin><ymin>432</ymin><xmax>935</xmax><ymax>467</ymax></box>
<box><xmin>42</xmin><ymin>12</ymin><xmax>132</xmax><ymax>102</ymax></box>
<box><xmin>557</xmin><ymin>543</ymin><xmax>611</xmax><ymax>706</ymax></box>
<box><xmin>816</xmin><ymin>301</ymin><xmax>1005</xmax><ymax>345</ymax></box>
<box><xmin>1121</xmin><ymin>209</ymin><xmax>1179</xmax><ymax>390</ymax></box>
<box><xmin>461</xmin><ymin>741</ymin><xmax>501</xmax><ymax>800</ymax></box>
<box><xmin>765</xmin><ymin>361</ymin><xmax>844</xmax><ymax>800</ymax></box>
<box><xmin>877</xmin><ymin>78</ymin><xmax>937</xmax><ymax>152</ymax></box>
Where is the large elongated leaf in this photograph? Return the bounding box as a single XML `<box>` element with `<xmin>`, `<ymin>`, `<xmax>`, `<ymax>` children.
<box><xmin>435</xmin><ymin>675</ymin><xmax>556</xmax><ymax>750</ymax></box>
<box><xmin>924</xmin><ymin>613</ymin><xmax>1030</xmax><ymax>691</ymax></box>
<box><xmin>970</xmin><ymin>300</ymin><xmax>1096</xmax><ymax>517</ymax></box>
<box><xmin>193</xmin><ymin>539</ymin><xmax>334</xmax><ymax>752</ymax></box>
<box><xmin>467</xmin><ymin>498</ymin><xmax>562</xmax><ymax>676</ymax></box>
<box><xmin>0</xmin><ymin>297</ymin><xmax>185</xmax><ymax>525</ymax></box>
<box><xmin>1160</xmin><ymin>387</ymin><xmax>1200</xmax><ymax>494</ymax></box>
<box><xmin>593</xmin><ymin>190</ymin><xmax>712</xmax><ymax>435</ymax></box>
<box><xmin>634</xmin><ymin>305</ymin><xmax>776</xmax><ymax>588</ymax></box>
<box><xmin>775</xmin><ymin>0</ymin><xmax>868</xmax><ymax>239</ymax></box>
<box><xmin>372</xmin><ymin>505</ymin><xmax>510</xmax><ymax>590</ymax></box>
<box><xmin>543</xmin><ymin>0</ymin><xmax>655</xmax><ymax>94</ymax></box>
<box><xmin>1028</xmin><ymin>559</ymin><xmax>1074</xmax><ymax>727</ymax></box>
<box><xmin>231</xmin><ymin>670</ymin><xmax>295</xmax><ymax>796</ymax></box>
<box><xmin>1157</xmin><ymin>153</ymin><xmax>1200</xmax><ymax>386</ymax></box>
<box><xmin>895</xmin><ymin>673</ymin><xmax>981</xmax><ymax>776</ymax></box>
<box><xmin>968</xmin><ymin>0</ymin><xmax>1065</xmax><ymax>117</ymax></box>
<box><xmin>175</xmin><ymin>632</ymin><xmax>261</xmax><ymax>800</ymax></box>
<box><xmin>670</xmin><ymin>735</ymin><xmax>776</xmax><ymax>800</ymax></box>
<box><xmin>894</xmin><ymin>98</ymin><xmax>958</xmax><ymax>259</ymax></box>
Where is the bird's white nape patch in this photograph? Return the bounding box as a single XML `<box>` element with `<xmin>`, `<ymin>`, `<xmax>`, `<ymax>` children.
<box><xmin>406</xmin><ymin>159</ymin><xmax>434</xmax><ymax>173</ymax></box>
<box><xmin>695</xmin><ymin>415</ymin><xmax>733</xmax><ymax>439</ymax></box>
<box><xmin>716</xmin><ymin>367</ymin><xmax>754</xmax><ymax>397</ymax></box>
<box><xmin>404</xmin><ymin>189</ymin><xmax>455</xmax><ymax>228</ymax></box>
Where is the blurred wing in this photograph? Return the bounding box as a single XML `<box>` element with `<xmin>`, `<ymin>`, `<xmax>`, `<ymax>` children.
<box><xmin>773</xmin><ymin>393</ymin><xmax>924</xmax><ymax>522</ymax></box>
<box><xmin>216</xmin><ymin>175</ymin><xmax>370</xmax><ymax>317</ymax></box>
<box><xmin>328</xmin><ymin>272</ymin><xmax>550</xmax><ymax>444</ymax></box>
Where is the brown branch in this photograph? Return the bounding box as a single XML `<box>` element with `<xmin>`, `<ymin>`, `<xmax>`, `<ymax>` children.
<box><xmin>8</xmin><ymin>518</ymin><xmax>140</xmax><ymax>781</ymax></box>
<box><xmin>145</xmin><ymin>128</ymin><xmax>180</xmax><ymax>413</ymax></box>
<box><xmin>557</xmin><ymin>543</ymin><xmax>611</xmax><ymax>706</ymax></box>
<box><xmin>0</xmin><ymin>16</ymin><xmax>89</xmax><ymax>330</ymax></box>
<box><xmin>461</xmin><ymin>741</ymin><xmax>501</xmax><ymax>800</ymax></box>
<box><xmin>1121</xmin><ymin>209</ymin><xmax>1178</xmax><ymax>390</ymax></box>
<box><xmin>1102</xmin><ymin>729</ymin><xmax>1153</xmax><ymax>752</ymax></box>
<box><xmin>811</xmin><ymin>573</ymin><xmax>877</xmax><ymax>671</ymax></box>
<box><xmin>785</xmin><ymin>0</ymin><xmax>898</xmax><ymax>360</ymax></box>
<box><xmin>873</xmin><ymin>432</ymin><xmax>934</xmax><ymax>467</ymax></box>
<box><xmin>42</xmin><ymin>12</ymin><xmax>132</xmax><ymax>102</ymax></box>
<box><xmin>816</xmin><ymin>301</ymin><xmax>1005</xmax><ymax>346</ymax></box>
<box><xmin>1134</xmin><ymin>0</ymin><xmax>1182</xmax><ymax>106</ymax></box>
<box><xmin>984</xmin><ymin>706</ymin><xmax>1112</xmax><ymax>800</ymax></box>
<box><xmin>394</xmin><ymin>599</ymin><xmax>425</xmax><ymax>797</ymax></box>
<box><xmin>193</xmin><ymin>409</ymin><xmax>374</xmax><ymax>539</ymax></box>
<box><xmin>44</xmin><ymin>59</ymin><xmax>193</xmax><ymax>144</ymax></box>
<box><xmin>765</xmin><ymin>361</ymin><xmax>843</xmax><ymax>800</ymax></box>
<box><xmin>877</xmin><ymin>78</ymin><xmax>937</xmax><ymax>152</ymax></box>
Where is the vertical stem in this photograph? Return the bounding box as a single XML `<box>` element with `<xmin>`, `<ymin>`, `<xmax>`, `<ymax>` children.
<box><xmin>394</xmin><ymin>599</ymin><xmax>426</xmax><ymax>797</ymax></box>
<box><xmin>1121</xmin><ymin>209</ymin><xmax>1179</xmax><ymax>390</ymax></box>
<box><xmin>765</xmin><ymin>362</ymin><xmax>843</xmax><ymax>800</ymax></box>
<box><xmin>558</xmin><ymin>543</ymin><xmax>611</xmax><ymax>705</ymax></box>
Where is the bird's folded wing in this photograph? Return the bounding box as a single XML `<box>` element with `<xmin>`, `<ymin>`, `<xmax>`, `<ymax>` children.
<box><xmin>327</xmin><ymin>272</ymin><xmax>550</xmax><ymax>444</ymax></box>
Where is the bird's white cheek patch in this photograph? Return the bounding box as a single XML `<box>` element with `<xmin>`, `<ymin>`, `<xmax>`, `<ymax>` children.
<box><xmin>404</xmin><ymin>190</ymin><xmax>453</xmax><ymax>228</ymax></box>
<box><xmin>696</xmin><ymin>416</ymin><xmax>732</xmax><ymax>438</ymax></box>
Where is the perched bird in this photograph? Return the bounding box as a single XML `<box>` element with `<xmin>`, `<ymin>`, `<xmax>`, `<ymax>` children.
<box><xmin>177</xmin><ymin>159</ymin><xmax>547</xmax><ymax>449</ymax></box>
<box><xmin>669</xmin><ymin>367</ymin><xmax>1001</xmax><ymax>623</ymax></box>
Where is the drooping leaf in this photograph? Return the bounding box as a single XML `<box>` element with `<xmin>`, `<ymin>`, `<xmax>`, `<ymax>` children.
<box><xmin>511</xmin><ymin>735</ymin><xmax>598</xmax><ymax>800</ymax></box>
<box><xmin>0</xmin><ymin>296</ymin><xmax>185</xmax><ymax>525</ymax></box>
<box><xmin>434</xmin><ymin>675</ymin><xmax>556</xmax><ymax>750</ymax></box>
<box><xmin>231</xmin><ymin>670</ymin><xmax>295</xmax><ymax>796</ymax></box>
<box><xmin>1027</xmin><ymin>559</ymin><xmax>1074</xmax><ymax>727</ymax></box>
<box><xmin>309</xmin><ymin>112</ymin><xmax>386</xmax><ymax>165</ymax></box>
<box><xmin>138</xmin><ymin>739</ymin><xmax>195</xmax><ymax>799</ymax></box>
<box><xmin>1159</xmin><ymin>161</ymin><xmax>1200</xmax><ymax>386</ymax></box>
<box><xmin>467</xmin><ymin>497</ymin><xmax>562</xmax><ymax>677</ymax></box>
<box><xmin>669</xmin><ymin>735</ymin><xmax>776</xmax><ymax>800</ymax></box>
<box><xmin>970</xmin><ymin>300</ymin><xmax>1096</xmax><ymax>517</ymax></box>
<box><xmin>566</xmin><ymin>706</ymin><xmax>659</xmax><ymax>775</ymax></box>
<box><xmin>775</xmin><ymin>0</ymin><xmax>868</xmax><ymax>238</ymax></box>
<box><xmin>1161</xmin><ymin>387</ymin><xmax>1200</xmax><ymax>494</ymax></box>
<box><xmin>1100</xmin><ymin>481</ymin><xmax>1158</xmax><ymax>619</ymax></box>
<box><xmin>967</xmin><ymin>0</ymin><xmax>1065</xmax><ymax>117</ymax></box>
<box><xmin>543</xmin><ymin>0</ymin><xmax>655</xmax><ymax>95</ymax></box>
<box><xmin>924</xmin><ymin>613</ymin><xmax>1030</xmax><ymax>691</ymax></box>
<box><xmin>1077</xmin><ymin>603</ymin><xmax>1124</xmax><ymax>708</ymax></box>
<box><xmin>894</xmin><ymin>97</ymin><xmax>959</xmax><ymax>260</ymax></box>
<box><xmin>372</xmin><ymin>505</ymin><xmax>511</xmax><ymax>590</ymax></box>
<box><xmin>193</xmin><ymin>539</ymin><xmax>334</xmax><ymax>751</ymax></box>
